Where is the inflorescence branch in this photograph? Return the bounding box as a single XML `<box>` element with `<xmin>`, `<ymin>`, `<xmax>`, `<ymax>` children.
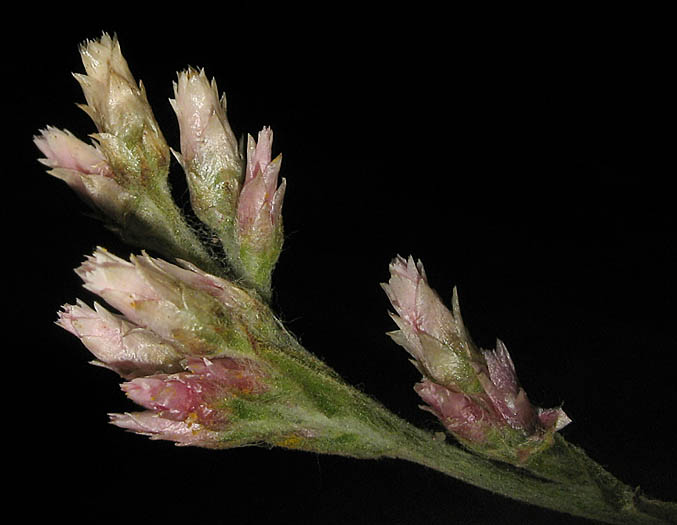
<box><xmin>35</xmin><ymin>33</ymin><xmax>676</xmax><ymax>524</ymax></box>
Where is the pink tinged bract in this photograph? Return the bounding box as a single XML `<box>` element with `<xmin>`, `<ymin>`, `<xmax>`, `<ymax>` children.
<box><xmin>75</xmin><ymin>248</ymin><xmax>162</xmax><ymax>315</ymax></box>
<box><xmin>537</xmin><ymin>407</ymin><xmax>572</xmax><ymax>431</ymax></box>
<box><xmin>150</xmin><ymin>256</ymin><xmax>253</xmax><ymax>311</ymax></box>
<box><xmin>382</xmin><ymin>255</ymin><xmax>427</xmax><ymax>330</ymax></box>
<box><xmin>479</xmin><ymin>340</ymin><xmax>570</xmax><ymax>434</ymax></box>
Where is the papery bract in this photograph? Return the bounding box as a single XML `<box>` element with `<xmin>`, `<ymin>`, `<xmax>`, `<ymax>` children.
<box><xmin>109</xmin><ymin>412</ymin><xmax>222</xmax><ymax>447</ymax></box>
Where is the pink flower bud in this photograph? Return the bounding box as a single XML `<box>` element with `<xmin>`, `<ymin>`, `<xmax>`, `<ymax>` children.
<box><xmin>74</xmin><ymin>33</ymin><xmax>159</xmax><ymax>138</ymax></box>
<box><xmin>415</xmin><ymin>379</ymin><xmax>499</xmax><ymax>444</ymax></box>
<box><xmin>57</xmin><ymin>300</ymin><xmax>183</xmax><ymax>378</ymax></box>
<box><xmin>477</xmin><ymin>339</ymin><xmax>540</xmax><ymax>433</ymax></box>
<box><xmin>34</xmin><ymin>127</ymin><xmax>131</xmax><ymax>216</ymax></box>
<box><xmin>237</xmin><ymin>127</ymin><xmax>286</xmax><ymax>239</ymax></box>
<box><xmin>476</xmin><ymin>340</ymin><xmax>570</xmax><ymax>435</ymax></box>
<box><xmin>35</xmin><ymin>126</ymin><xmax>111</xmax><ymax>177</ymax></box>
<box><xmin>109</xmin><ymin>412</ymin><xmax>222</xmax><ymax>447</ymax></box>
<box><xmin>71</xmin><ymin>33</ymin><xmax>170</xmax><ymax>185</ymax></box>
<box><xmin>382</xmin><ymin>255</ymin><xmax>453</xmax><ymax>339</ymax></box>
<box><xmin>74</xmin><ymin>247</ymin><xmax>265</xmax><ymax>359</ymax></box>
<box><xmin>170</xmin><ymin>68</ymin><xmax>240</xmax><ymax>175</ymax></box>
<box><xmin>121</xmin><ymin>357</ymin><xmax>266</xmax><ymax>430</ymax></box>
<box><xmin>382</xmin><ymin>255</ymin><xmax>478</xmax><ymax>386</ymax></box>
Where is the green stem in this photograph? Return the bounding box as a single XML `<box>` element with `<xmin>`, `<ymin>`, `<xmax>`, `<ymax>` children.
<box><xmin>354</xmin><ymin>398</ymin><xmax>672</xmax><ymax>524</ymax></box>
<box><xmin>390</xmin><ymin>427</ymin><xmax>674</xmax><ymax>524</ymax></box>
<box><xmin>120</xmin><ymin>187</ymin><xmax>226</xmax><ymax>277</ymax></box>
<box><xmin>265</xmin><ymin>322</ymin><xmax>675</xmax><ymax>523</ymax></box>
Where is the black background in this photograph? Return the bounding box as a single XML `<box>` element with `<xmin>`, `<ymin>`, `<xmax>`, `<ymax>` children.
<box><xmin>12</xmin><ymin>8</ymin><xmax>675</xmax><ymax>524</ymax></box>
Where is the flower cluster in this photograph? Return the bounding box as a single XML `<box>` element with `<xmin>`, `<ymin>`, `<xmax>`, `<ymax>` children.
<box><xmin>382</xmin><ymin>255</ymin><xmax>570</xmax><ymax>464</ymax></box>
<box><xmin>171</xmin><ymin>68</ymin><xmax>285</xmax><ymax>300</ymax></box>
<box><xmin>37</xmin><ymin>33</ymin><xmax>570</xmax><ymax>467</ymax></box>
<box><xmin>34</xmin><ymin>34</ymin><xmax>677</xmax><ymax>525</ymax></box>
<box><xmin>57</xmin><ymin>248</ymin><xmax>273</xmax><ymax>446</ymax></box>
<box><xmin>34</xmin><ymin>34</ymin><xmax>285</xmax><ymax>297</ymax></box>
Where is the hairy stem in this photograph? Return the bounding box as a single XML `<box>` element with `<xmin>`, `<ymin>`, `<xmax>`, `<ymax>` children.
<box><xmin>272</xmin><ymin>325</ymin><xmax>675</xmax><ymax>523</ymax></box>
<box><xmin>390</xmin><ymin>426</ymin><xmax>675</xmax><ymax>524</ymax></box>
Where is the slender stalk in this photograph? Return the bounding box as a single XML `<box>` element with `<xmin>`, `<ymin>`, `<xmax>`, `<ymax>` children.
<box><xmin>145</xmin><ymin>188</ymin><xmax>225</xmax><ymax>277</ymax></box>
<box><xmin>119</xmin><ymin>185</ymin><xmax>226</xmax><ymax>278</ymax></box>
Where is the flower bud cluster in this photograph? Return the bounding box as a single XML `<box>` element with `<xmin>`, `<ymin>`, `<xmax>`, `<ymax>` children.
<box><xmin>58</xmin><ymin>247</ymin><xmax>277</xmax><ymax>446</ymax></box>
<box><xmin>35</xmin><ymin>34</ymin><xmax>289</xmax><ymax>300</ymax></box>
<box><xmin>34</xmin><ymin>34</ymin><xmax>218</xmax><ymax>274</ymax></box>
<box><xmin>73</xmin><ymin>33</ymin><xmax>170</xmax><ymax>185</ymax></box>
<box><xmin>38</xmin><ymin>35</ymin><xmax>383</xmax><ymax>455</ymax></box>
<box><xmin>171</xmin><ymin>69</ymin><xmax>286</xmax><ymax>300</ymax></box>
<box><xmin>58</xmin><ymin>248</ymin><xmax>393</xmax><ymax>455</ymax></box>
<box><xmin>383</xmin><ymin>255</ymin><xmax>570</xmax><ymax>464</ymax></box>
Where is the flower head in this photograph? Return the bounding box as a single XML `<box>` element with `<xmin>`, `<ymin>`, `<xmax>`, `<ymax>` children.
<box><xmin>169</xmin><ymin>67</ymin><xmax>244</xmax><ymax>262</ymax></box>
<box><xmin>58</xmin><ymin>248</ymin><xmax>398</xmax><ymax>453</ymax></box>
